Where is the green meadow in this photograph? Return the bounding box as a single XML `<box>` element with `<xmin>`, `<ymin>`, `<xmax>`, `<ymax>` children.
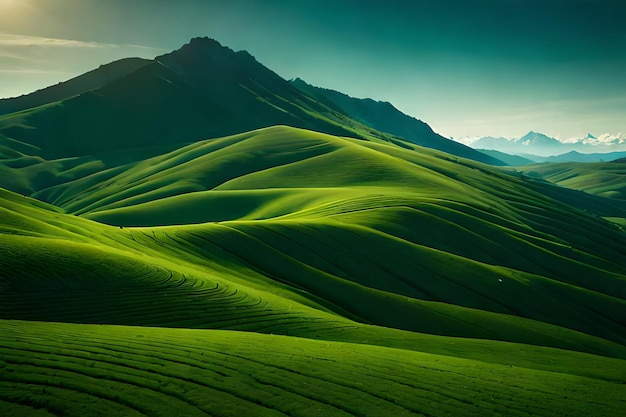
<box><xmin>2</xmin><ymin>125</ymin><xmax>626</xmax><ymax>415</ymax></box>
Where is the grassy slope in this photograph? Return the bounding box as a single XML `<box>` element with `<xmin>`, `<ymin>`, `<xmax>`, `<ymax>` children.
<box><xmin>6</xmin><ymin>126</ymin><xmax>626</xmax><ymax>345</ymax></box>
<box><xmin>1</xmin><ymin>206</ymin><xmax>626</xmax><ymax>415</ymax></box>
<box><xmin>3</xmin><ymin>126</ymin><xmax>626</xmax><ymax>415</ymax></box>
<box><xmin>519</xmin><ymin>161</ymin><xmax>626</xmax><ymax>200</ymax></box>
<box><xmin>2</xmin><ymin>187</ymin><xmax>624</xmax><ymax>357</ymax></box>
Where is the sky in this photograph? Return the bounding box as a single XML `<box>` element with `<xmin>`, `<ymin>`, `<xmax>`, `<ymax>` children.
<box><xmin>0</xmin><ymin>0</ymin><xmax>625</xmax><ymax>140</ymax></box>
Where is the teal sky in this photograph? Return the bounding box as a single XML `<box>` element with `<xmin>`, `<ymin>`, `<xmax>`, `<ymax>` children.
<box><xmin>1</xmin><ymin>0</ymin><xmax>624</xmax><ymax>139</ymax></box>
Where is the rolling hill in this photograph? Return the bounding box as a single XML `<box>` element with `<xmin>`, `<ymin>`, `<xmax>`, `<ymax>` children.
<box><xmin>2</xmin><ymin>126</ymin><xmax>626</xmax><ymax>415</ymax></box>
<box><xmin>520</xmin><ymin>160</ymin><xmax>626</xmax><ymax>200</ymax></box>
<box><xmin>1</xmin><ymin>39</ymin><xmax>626</xmax><ymax>416</ymax></box>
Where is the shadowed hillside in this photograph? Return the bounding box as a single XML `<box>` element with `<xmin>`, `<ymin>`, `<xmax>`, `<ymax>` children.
<box><xmin>291</xmin><ymin>78</ymin><xmax>503</xmax><ymax>165</ymax></box>
<box><xmin>0</xmin><ymin>38</ymin><xmax>358</xmax><ymax>159</ymax></box>
<box><xmin>0</xmin><ymin>37</ymin><xmax>502</xmax><ymax>167</ymax></box>
<box><xmin>0</xmin><ymin>58</ymin><xmax>151</xmax><ymax>115</ymax></box>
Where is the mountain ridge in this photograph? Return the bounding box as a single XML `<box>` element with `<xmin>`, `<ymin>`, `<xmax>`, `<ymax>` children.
<box><xmin>0</xmin><ymin>57</ymin><xmax>151</xmax><ymax>115</ymax></box>
<box><xmin>291</xmin><ymin>77</ymin><xmax>502</xmax><ymax>165</ymax></box>
<box><xmin>0</xmin><ymin>37</ymin><xmax>503</xmax><ymax>165</ymax></box>
<box><xmin>470</xmin><ymin>131</ymin><xmax>626</xmax><ymax>157</ymax></box>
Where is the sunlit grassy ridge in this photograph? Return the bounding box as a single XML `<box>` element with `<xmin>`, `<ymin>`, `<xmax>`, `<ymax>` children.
<box><xmin>2</xmin><ymin>126</ymin><xmax>626</xmax><ymax>415</ymax></box>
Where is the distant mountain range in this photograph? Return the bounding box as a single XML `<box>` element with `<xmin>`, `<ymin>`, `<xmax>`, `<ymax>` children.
<box><xmin>479</xmin><ymin>149</ymin><xmax>626</xmax><ymax>164</ymax></box>
<box><xmin>524</xmin><ymin>150</ymin><xmax>626</xmax><ymax>163</ymax></box>
<box><xmin>0</xmin><ymin>37</ymin><xmax>501</xmax><ymax>165</ymax></box>
<box><xmin>467</xmin><ymin>131</ymin><xmax>626</xmax><ymax>157</ymax></box>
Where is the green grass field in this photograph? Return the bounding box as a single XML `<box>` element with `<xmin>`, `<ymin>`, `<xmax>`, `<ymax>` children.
<box><xmin>2</xmin><ymin>320</ymin><xmax>625</xmax><ymax>417</ymax></box>
<box><xmin>2</xmin><ymin>126</ymin><xmax>626</xmax><ymax>416</ymax></box>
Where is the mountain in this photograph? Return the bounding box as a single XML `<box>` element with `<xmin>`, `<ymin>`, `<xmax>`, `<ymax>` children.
<box><xmin>469</xmin><ymin>135</ymin><xmax>513</xmax><ymax>151</ymax></box>
<box><xmin>0</xmin><ymin>37</ymin><xmax>359</xmax><ymax>159</ymax></box>
<box><xmin>0</xmin><ymin>37</ymin><xmax>501</xmax><ymax>166</ymax></box>
<box><xmin>0</xmin><ymin>58</ymin><xmax>151</xmax><ymax>116</ymax></box>
<box><xmin>472</xmin><ymin>131</ymin><xmax>565</xmax><ymax>156</ymax></box>
<box><xmin>516</xmin><ymin>131</ymin><xmax>561</xmax><ymax>146</ymax></box>
<box><xmin>517</xmin><ymin>131</ymin><xmax>564</xmax><ymax>152</ymax></box>
<box><xmin>291</xmin><ymin>78</ymin><xmax>502</xmax><ymax>165</ymax></box>
<box><xmin>471</xmin><ymin>131</ymin><xmax>626</xmax><ymax>157</ymax></box>
<box><xmin>476</xmin><ymin>149</ymin><xmax>537</xmax><ymax>165</ymax></box>
<box><xmin>527</xmin><ymin>150</ymin><xmax>626</xmax><ymax>163</ymax></box>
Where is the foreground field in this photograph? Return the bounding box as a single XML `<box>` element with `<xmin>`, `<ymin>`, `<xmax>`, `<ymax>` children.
<box><xmin>1</xmin><ymin>320</ymin><xmax>625</xmax><ymax>417</ymax></box>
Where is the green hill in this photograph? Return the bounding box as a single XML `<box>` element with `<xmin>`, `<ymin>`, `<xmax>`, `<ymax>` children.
<box><xmin>520</xmin><ymin>160</ymin><xmax>626</xmax><ymax>200</ymax></box>
<box><xmin>2</xmin><ymin>38</ymin><xmax>626</xmax><ymax>416</ymax></box>
<box><xmin>3</xmin><ymin>126</ymin><xmax>626</xmax><ymax>348</ymax></box>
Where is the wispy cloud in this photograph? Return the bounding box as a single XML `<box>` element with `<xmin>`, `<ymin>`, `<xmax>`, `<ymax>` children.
<box><xmin>0</xmin><ymin>33</ymin><xmax>112</xmax><ymax>48</ymax></box>
<box><xmin>0</xmin><ymin>33</ymin><xmax>166</xmax><ymax>98</ymax></box>
<box><xmin>0</xmin><ymin>68</ymin><xmax>73</xmax><ymax>75</ymax></box>
<box><xmin>562</xmin><ymin>132</ymin><xmax>626</xmax><ymax>145</ymax></box>
<box><xmin>0</xmin><ymin>33</ymin><xmax>165</xmax><ymax>52</ymax></box>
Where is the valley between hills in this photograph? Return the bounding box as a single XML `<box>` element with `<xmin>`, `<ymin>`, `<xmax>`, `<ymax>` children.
<box><xmin>1</xmin><ymin>38</ymin><xmax>625</xmax><ymax>416</ymax></box>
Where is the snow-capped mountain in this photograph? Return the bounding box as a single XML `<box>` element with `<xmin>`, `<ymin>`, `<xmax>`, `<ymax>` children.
<box><xmin>462</xmin><ymin>131</ymin><xmax>626</xmax><ymax>157</ymax></box>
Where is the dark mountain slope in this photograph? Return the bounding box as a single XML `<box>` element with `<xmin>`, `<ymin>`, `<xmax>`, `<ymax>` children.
<box><xmin>291</xmin><ymin>78</ymin><xmax>504</xmax><ymax>165</ymax></box>
<box><xmin>0</xmin><ymin>38</ymin><xmax>362</xmax><ymax>159</ymax></box>
<box><xmin>0</xmin><ymin>37</ymin><xmax>503</xmax><ymax>166</ymax></box>
<box><xmin>478</xmin><ymin>149</ymin><xmax>536</xmax><ymax>165</ymax></box>
<box><xmin>0</xmin><ymin>57</ymin><xmax>151</xmax><ymax>115</ymax></box>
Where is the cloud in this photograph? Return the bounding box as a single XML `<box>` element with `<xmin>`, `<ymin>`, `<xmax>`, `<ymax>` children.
<box><xmin>0</xmin><ymin>33</ymin><xmax>165</xmax><ymax>52</ymax></box>
<box><xmin>0</xmin><ymin>68</ymin><xmax>73</xmax><ymax>75</ymax></box>
<box><xmin>0</xmin><ymin>33</ymin><xmax>112</xmax><ymax>48</ymax></box>
<box><xmin>591</xmin><ymin>133</ymin><xmax>626</xmax><ymax>145</ymax></box>
<box><xmin>0</xmin><ymin>32</ymin><xmax>166</xmax><ymax>98</ymax></box>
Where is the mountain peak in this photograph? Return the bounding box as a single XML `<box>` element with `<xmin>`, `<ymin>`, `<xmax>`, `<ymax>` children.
<box><xmin>158</xmin><ymin>37</ymin><xmax>230</xmax><ymax>61</ymax></box>
<box><xmin>155</xmin><ymin>36</ymin><xmax>257</xmax><ymax>80</ymax></box>
<box><xmin>187</xmin><ymin>36</ymin><xmax>223</xmax><ymax>48</ymax></box>
<box><xmin>518</xmin><ymin>131</ymin><xmax>561</xmax><ymax>146</ymax></box>
<box><xmin>520</xmin><ymin>131</ymin><xmax>546</xmax><ymax>139</ymax></box>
